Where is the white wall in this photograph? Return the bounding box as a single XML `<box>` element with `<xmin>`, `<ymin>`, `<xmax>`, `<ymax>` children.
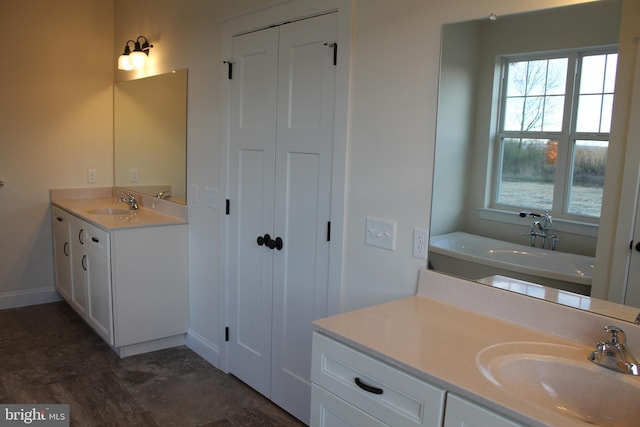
<box><xmin>0</xmin><ymin>0</ymin><xmax>113</xmax><ymax>308</ymax></box>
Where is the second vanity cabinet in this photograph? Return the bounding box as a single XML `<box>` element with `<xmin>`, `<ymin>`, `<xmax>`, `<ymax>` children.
<box><xmin>311</xmin><ymin>332</ymin><xmax>524</xmax><ymax>427</ymax></box>
<box><xmin>51</xmin><ymin>205</ymin><xmax>188</xmax><ymax>357</ymax></box>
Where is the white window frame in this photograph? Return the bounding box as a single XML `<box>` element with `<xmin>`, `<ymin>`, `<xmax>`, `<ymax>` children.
<box><xmin>491</xmin><ymin>46</ymin><xmax>617</xmax><ymax>225</ymax></box>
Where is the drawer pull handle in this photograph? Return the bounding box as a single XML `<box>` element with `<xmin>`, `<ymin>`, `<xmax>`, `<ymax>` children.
<box><xmin>354</xmin><ymin>377</ymin><xmax>383</xmax><ymax>395</ymax></box>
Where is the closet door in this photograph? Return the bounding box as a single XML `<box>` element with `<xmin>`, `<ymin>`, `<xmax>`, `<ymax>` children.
<box><xmin>227</xmin><ymin>12</ymin><xmax>338</xmax><ymax>424</ymax></box>
<box><xmin>270</xmin><ymin>12</ymin><xmax>337</xmax><ymax>422</ymax></box>
<box><xmin>227</xmin><ymin>26</ymin><xmax>279</xmax><ymax>397</ymax></box>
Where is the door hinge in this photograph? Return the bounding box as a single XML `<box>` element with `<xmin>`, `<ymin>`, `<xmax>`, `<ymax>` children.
<box><xmin>226</xmin><ymin>199</ymin><xmax>230</xmax><ymax>215</ymax></box>
<box><xmin>225</xmin><ymin>326</ymin><xmax>230</xmax><ymax>342</ymax></box>
<box><xmin>223</xmin><ymin>61</ymin><xmax>233</xmax><ymax>79</ymax></box>
<box><xmin>324</xmin><ymin>42</ymin><xmax>337</xmax><ymax>66</ymax></box>
<box><xmin>327</xmin><ymin>221</ymin><xmax>331</xmax><ymax>242</ymax></box>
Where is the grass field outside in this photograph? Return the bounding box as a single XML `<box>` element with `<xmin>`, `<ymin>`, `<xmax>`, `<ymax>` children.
<box><xmin>498</xmin><ymin>181</ymin><xmax>603</xmax><ymax>217</ymax></box>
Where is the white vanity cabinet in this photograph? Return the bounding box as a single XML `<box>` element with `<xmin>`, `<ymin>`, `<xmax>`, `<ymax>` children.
<box><xmin>51</xmin><ymin>207</ymin><xmax>73</xmax><ymax>302</ymax></box>
<box><xmin>311</xmin><ymin>332</ymin><xmax>446</xmax><ymax>427</ymax></box>
<box><xmin>311</xmin><ymin>332</ymin><xmax>525</xmax><ymax>427</ymax></box>
<box><xmin>51</xmin><ymin>205</ymin><xmax>188</xmax><ymax>357</ymax></box>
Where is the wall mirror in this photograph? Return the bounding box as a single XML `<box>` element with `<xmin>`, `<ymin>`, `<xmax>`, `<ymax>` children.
<box><xmin>114</xmin><ymin>69</ymin><xmax>188</xmax><ymax>204</ymax></box>
<box><xmin>428</xmin><ymin>1</ymin><xmax>640</xmax><ymax>322</ymax></box>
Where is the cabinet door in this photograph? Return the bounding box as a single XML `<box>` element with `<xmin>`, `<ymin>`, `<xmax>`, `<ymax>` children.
<box><xmin>84</xmin><ymin>224</ymin><xmax>113</xmax><ymax>346</ymax></box>
<box><xmin>70</xmin><ymin>219</ymin><xmax>88</xmax><ymax>318</ymax></box>
<box><xmin>51</xmin><ymin>208</ymin><xmax>72</xmax><ymax>302</ymax></box>
<box><xmin>311</xmin><ymin>385</ymin><xmax>389</xmax><ymax>427</ymax></box>
<box><xmin>443</xmin><ymin>394</ymin><xmax>524</xmax><ymax>427</ymax></box>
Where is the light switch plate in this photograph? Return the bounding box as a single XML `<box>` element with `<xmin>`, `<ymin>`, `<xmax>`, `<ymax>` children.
<box><xmin>365</xmin><ymin>216</ymin><xmax>396</xmax><ymax>251</ymax></box>
<box><xmin>203</xmin><ymin>187</ymin><xmax>219</xmax><ymax>209</ymax></box>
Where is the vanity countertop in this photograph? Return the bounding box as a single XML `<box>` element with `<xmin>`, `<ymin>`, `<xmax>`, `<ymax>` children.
<box><xmin>313</xmin><ymin>294</ymin><xmax>605</xmax><ymax>427</ymax></box>
<box><xmin>53</xmin><ymin>197</ymin><xmax>186</xmax><ymax>230</ymax></box>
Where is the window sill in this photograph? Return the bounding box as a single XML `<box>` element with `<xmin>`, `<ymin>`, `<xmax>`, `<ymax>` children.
<box><xmin>478</xmin><ymin>208</ymin><xmax>599</xmax><ymax>238</ymax></box>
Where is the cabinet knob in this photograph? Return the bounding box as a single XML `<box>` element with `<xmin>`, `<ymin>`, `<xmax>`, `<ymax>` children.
<box><xmin>635</xmin><ymin>241</ymin><xmax>640</xmax><ymax>252</ymax></box>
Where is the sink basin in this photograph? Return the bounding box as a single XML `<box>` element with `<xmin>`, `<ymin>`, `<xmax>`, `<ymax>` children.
<box><xmin>477</xmin><ymin>342</ymin><xmax>640</xmax><ymax>426</ymax></box>
<box><xmin>88</xmin><ymin>208</ymin><xmax>132</xmax><ymax>215</ymax></box>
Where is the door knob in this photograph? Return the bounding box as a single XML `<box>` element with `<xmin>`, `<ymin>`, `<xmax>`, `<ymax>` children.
<box><xmin>257</xmin><ymin>233</ymin><xmax>272</xmax><ymax>247</ymax></box>
<box><xmin>274</xmin><ymin>237</ymin><xmax>283</xmax><ymax>250</ymax></box>
<box><xmin>267</xmin><ymin>236</ymin><xmax>283</xmax><ymax>250</ymax></box>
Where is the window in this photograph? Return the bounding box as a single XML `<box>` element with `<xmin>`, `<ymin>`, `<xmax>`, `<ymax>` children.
<box><xmin>494</xmin><ymin>49</ymin><xmax>617</xmax><ymax>220</ymax></box>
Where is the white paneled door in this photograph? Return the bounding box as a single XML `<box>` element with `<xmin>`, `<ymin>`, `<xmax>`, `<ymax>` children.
<box><xmin>227</xmin><ymin>13</ymin><xmax>338</xmax><ymax>424</ymax></box>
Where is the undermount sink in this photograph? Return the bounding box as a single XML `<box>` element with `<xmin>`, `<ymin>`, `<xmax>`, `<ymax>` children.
<box><xmin>477</xmin><ymin>342</ymin><xmax>640</xmax><ymax>426</ymax></box>
<box><xmin>88</xmin><ymin>208</ymin><xmax>132</xmax><ymax>215</ymax></box>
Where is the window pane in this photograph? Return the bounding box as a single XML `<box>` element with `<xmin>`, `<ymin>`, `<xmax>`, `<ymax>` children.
<box><xmin>497</xmin><ymin>138</ymin><xmax>555</xmax><ymax>210</ymax></box>
<box><xmin>580</xmin><ymin>55</ymin><xmax>606</xmax><ymax>94</ymax></box>
<box><xmin>504</xmin><ymin>97</ymin><xmax>525</xmax><ymax>131</ymax></box>
<box><xmin>568</xmin><ymin>140</ymin><xmax>607</xmax><ymax>217</ymax></box>
<box><xmin>600</xmin><ymin>94</ymin><xmax>614</xmax><ymax>133</ymax></box>
<box><xmin>546</xmin><ymin>58</ymin><xmax>568</xmax><ymax>95</ymax></box>
<box><xmin>604</xmin><ymin>53</ymin><xmax>618</xmax><ymax>92</ymax></box>
<box><xmin>503</xmin><ymin>58</ymin><xmax>567</xmax><ymax>133</ymax></box>
<box><xmin>576</xmin><ymin>94</ymin><xmax>602</xmax><ymax>132</ymax></box>
<box><xmin>506</xmin><ymin>62</ymin><xmax>527</xmax><ymax>96</ymax></box>
<box><xmin>576</xmin><ymin>53</ymin><xmax>617</xmax><ymax>133</ymax></box>
<box><xmin>542</xmin><ymin>95</ymin><xmax>564</xmax><ymax>131</ymax></box>
<box><xmin>526</xmin><ymin>60</ymin><xmax>547</xmax><ymax>96</ymax></box>
<box><xmin>523</xmin><ymin>96</ymin><xmax>544</xmax><ymax>131</ymax></box>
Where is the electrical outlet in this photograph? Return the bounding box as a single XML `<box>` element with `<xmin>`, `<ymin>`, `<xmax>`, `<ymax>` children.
<box><xmin>365</xmin><ymin>216</ymin><xmax>396</xmax><ymax>251</ymax></box>
<box><xmin>413</xmin><ymin>227</ymin><xmax>428</xmax><ymax>259</ymax></box>
<box><xmin>129</xmin><ymin>168</ymin><xmax>139</xmax><ymax>182</ymax></box>
<box><xmin>87</xmin><ymin>168</ymin><xmax>97</xmax><ymax>184</ymax></box>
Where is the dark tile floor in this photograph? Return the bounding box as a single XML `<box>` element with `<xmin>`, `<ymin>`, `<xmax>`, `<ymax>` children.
<box><xmin>0</xmin><ymin>302</ymin><xmax>305</xmax><ymax>426</ymax></box>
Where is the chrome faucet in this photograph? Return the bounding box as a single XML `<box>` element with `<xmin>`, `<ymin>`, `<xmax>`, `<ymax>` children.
<box><xmin>156</xmin><ymin>191</ymin><xmax>171</xmax><ymax>200</ymax></box>
<box><xmin>118</xmin><ymin>193</ymin><xmax>139</xmax><ymax>211</ymax></box>
<box><xmin>588</xmin><ymin>326</ymin><xmax>639</xmax><ymax>376</ymax></box>
<box><xmin>520</xmin><ymin>211</ymin><xmax>558</xmax><ymax>250</ymax></box>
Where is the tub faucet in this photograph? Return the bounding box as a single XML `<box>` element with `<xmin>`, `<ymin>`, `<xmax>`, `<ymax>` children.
<box><xmin>520</xmin><ymin>211</ymin><xmax>558</xmax><ymax>250</ymax></box>
<box><xmin>588</xmin><ymin>326</ymin><xmax>639</xmax><ymax>376</ymax></box>
<box><xmin>118</xmin><ymin>193</ymin><xmax>139</xmax><ymax>211</ymax></box>
<box><xmin>156</xmin><ymin>191</ymin><xmax>171</xmax><ymax>200</ymax></box>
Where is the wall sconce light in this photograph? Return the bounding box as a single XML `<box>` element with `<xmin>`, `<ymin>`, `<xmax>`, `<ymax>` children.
<box><xmin>118</xmin><ymin>36</ymin><xmax>153</xmax><ymax>70</ymax></box>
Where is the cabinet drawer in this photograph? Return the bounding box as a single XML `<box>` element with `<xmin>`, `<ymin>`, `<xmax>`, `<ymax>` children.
<box><xmin>311</xmin><ymin>384</ymin><xmax>389</xmax><ymax>427</ymax></box>
<box><xmin>443</xmin><ymin>394</ymin><xmax>524</xmax><ymax>427</ymax></box>
<box><xmin>83</xmin><ymin>223</ymin><xmax>109</xmax><ymax>257</ymax></box>
<box><xmin>51</xmin><ymin>206</ymin><xmax>71</xmax><ymax>232</ymax></box>
<box><xmin>312</xmin><ymin>332</ymin><xmax>445</xmax><ymax>427</ymax></box>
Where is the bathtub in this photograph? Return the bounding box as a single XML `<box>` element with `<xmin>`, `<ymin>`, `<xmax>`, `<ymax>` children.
<box><xmin>428</xmin><ymin>231</ymin><xmax>595</xmax><ymax>295</ymax></box>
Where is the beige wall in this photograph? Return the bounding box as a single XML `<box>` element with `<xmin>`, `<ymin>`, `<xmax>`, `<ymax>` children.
<box><xmin>0</xmin><ymin>0</ymin><xmax>113</xmax><ymax>307</ymax></box>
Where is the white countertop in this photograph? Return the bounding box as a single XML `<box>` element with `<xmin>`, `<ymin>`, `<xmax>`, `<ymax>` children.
<box><xmin>52</xmin><ymin>197</ymin><xmax>186</xmax><ymax>230</ymax></box>
<box><xmin>313</xmin><ymin>271</ymin><xmax>635</xmax><ymax>427</ymax></box>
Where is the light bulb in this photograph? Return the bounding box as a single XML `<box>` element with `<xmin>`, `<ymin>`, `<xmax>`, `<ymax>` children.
<box><xmin>118</xmin><ymin>54</ymin><xmax>132</xmax><ymax>70</ymax></box>
<box><xmin>129</xmin><ymin>51</ymin><xmax>146</xmax><ymax>69</ymax></box>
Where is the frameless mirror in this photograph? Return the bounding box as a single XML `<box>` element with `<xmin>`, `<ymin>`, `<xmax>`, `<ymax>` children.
<box><xmin>114</xmin><ymin>69</ymin><xmax>187</xmax><ymax>204</ymax></box>
<box><xmin>428</xmin><ymin>1</ymin><xmax>639</xmax><ymax>322</ymax></box>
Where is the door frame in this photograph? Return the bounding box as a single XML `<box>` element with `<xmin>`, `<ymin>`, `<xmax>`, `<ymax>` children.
<box><xmin>607</xmin><ymin>38</ymin><xmax>640</xmax><ymax>304</ymax></box>
<box><xmin>218</xmin><ymin>0</ymin><xmax>352</xmax><ymax>373</ymax></box>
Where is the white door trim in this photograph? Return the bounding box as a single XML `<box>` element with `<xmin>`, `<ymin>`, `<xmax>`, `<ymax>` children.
<box><xmin>218</xmin><ymin>0</ymin><xmax>352</xmax><ymax>373</ymax></box>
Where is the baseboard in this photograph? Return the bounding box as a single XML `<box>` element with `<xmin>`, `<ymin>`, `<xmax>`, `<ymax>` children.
<box><xmin>0</xmin><ymin>287</ymin><xmax>62</xmax><ymax>310</ymax></box>
<box><xmin>186</xmin><ymin>328</ymin><xmax>220</xmax><ymax>368</ymax></box>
